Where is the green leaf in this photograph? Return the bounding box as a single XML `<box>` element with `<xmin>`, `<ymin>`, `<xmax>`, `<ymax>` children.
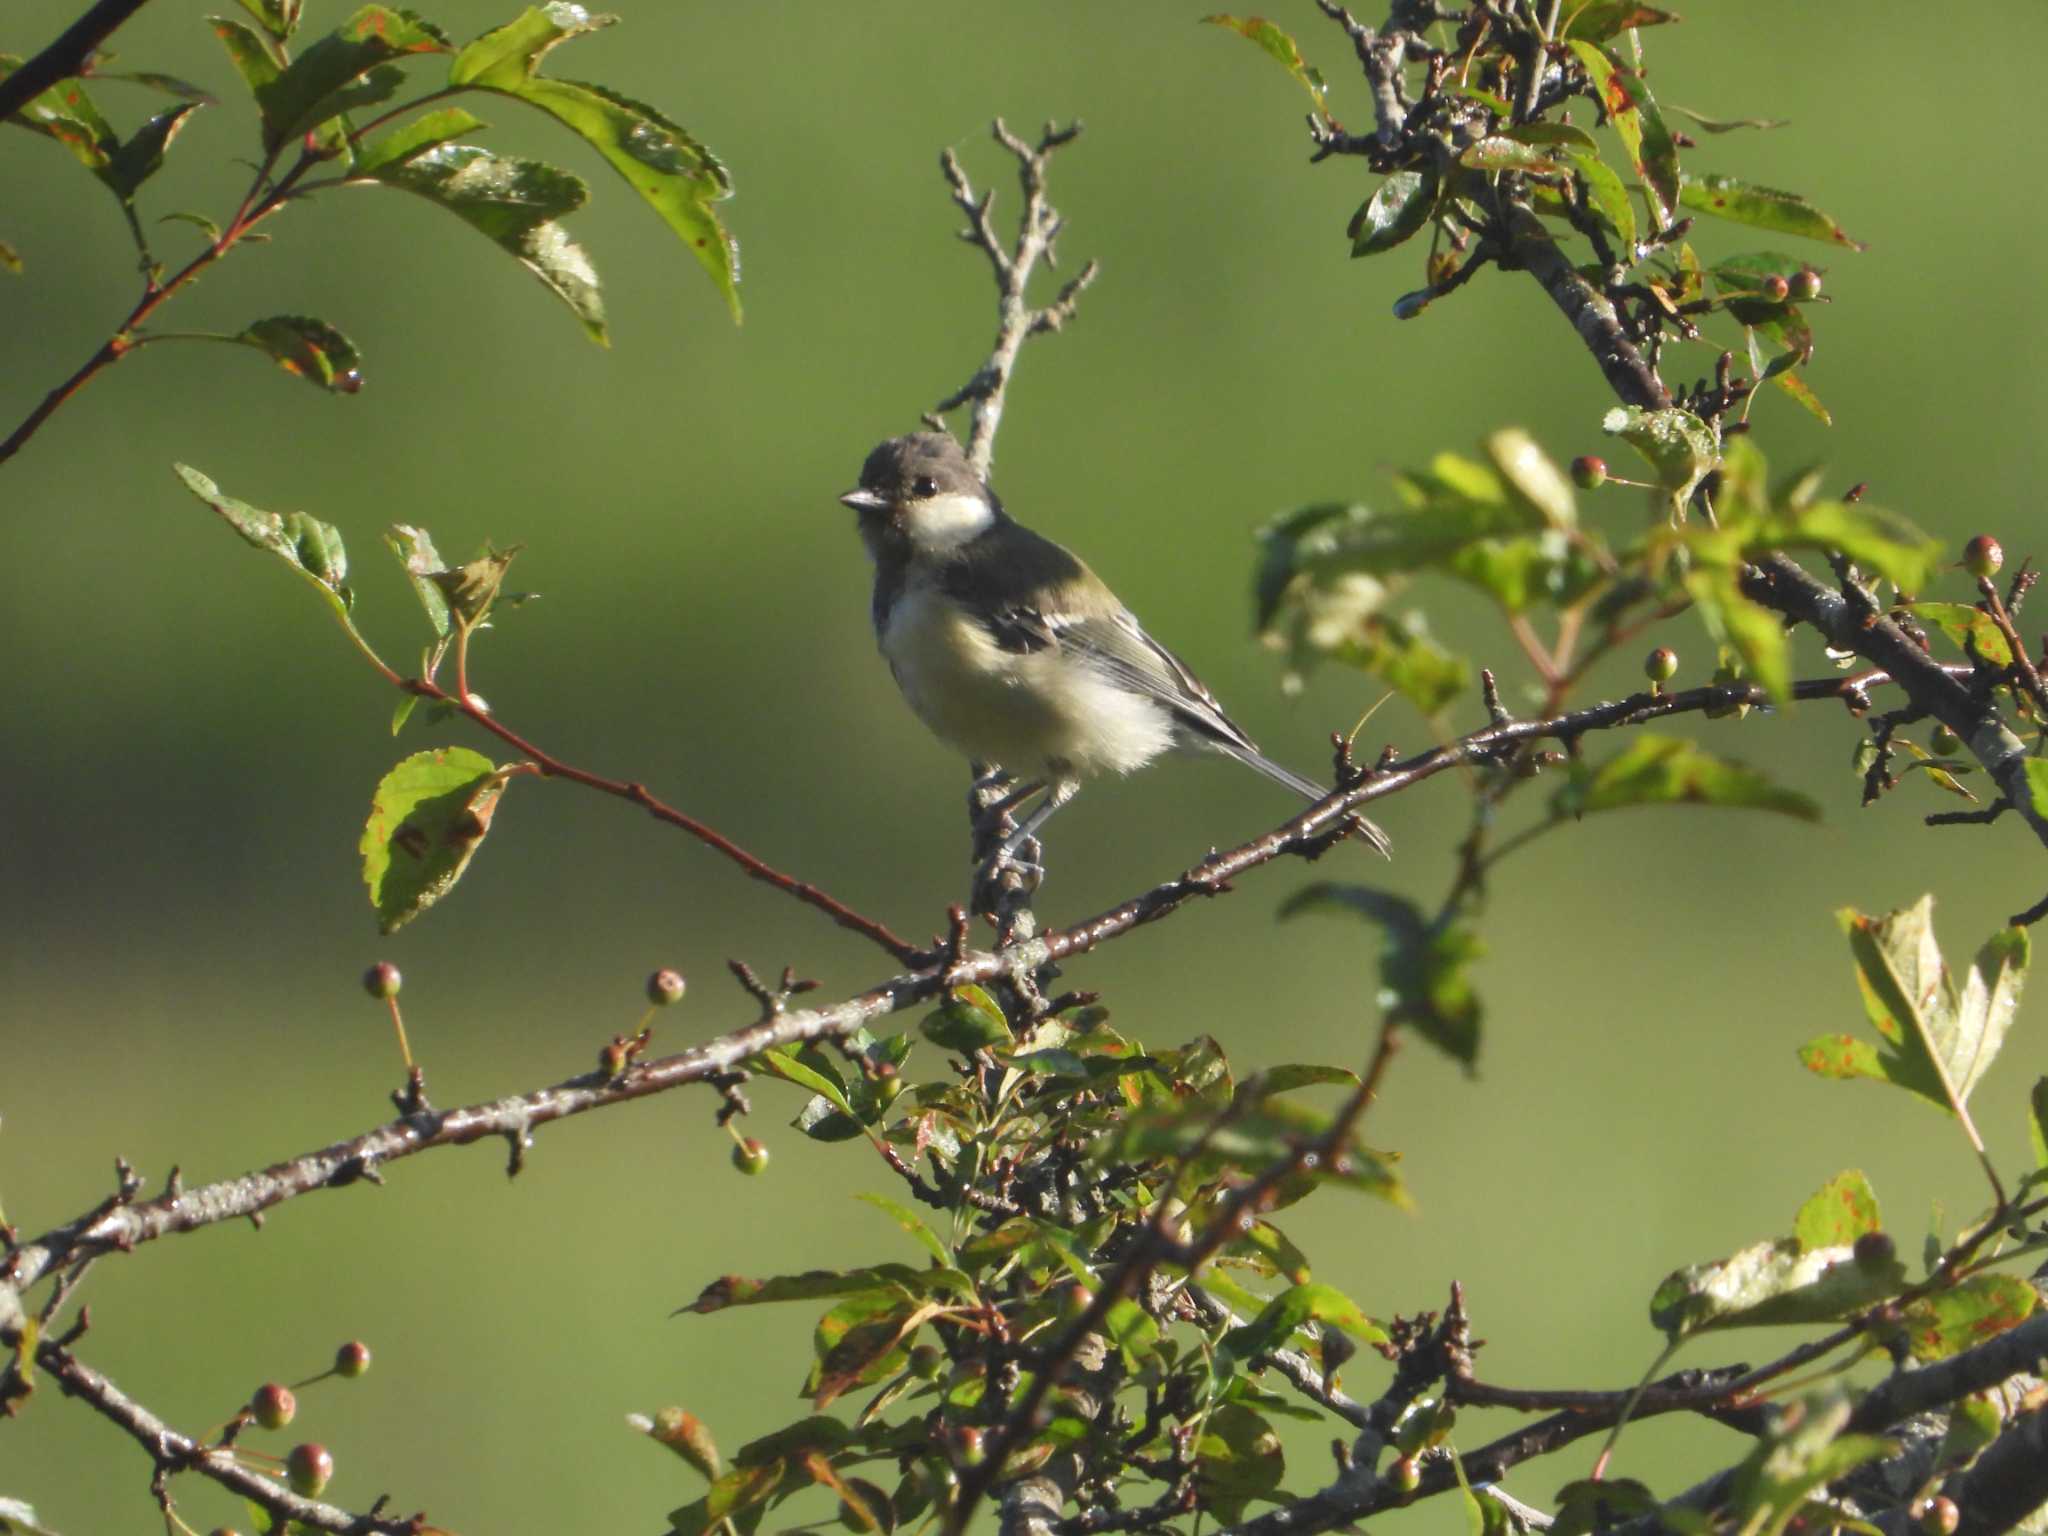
<box><xmin>1650</xmin><ymin>1233</ymin><xmax>1905</xmax><ymax>1337</ymax></box>
<box><xmin>854</xmin><ymin>1193</ymin><xmax>950</xmax><ymax>1266</ymax></box>
<box><xmin>1566</xmin><ymin>42</ymin><xmax>1676</xmax><ymax>224</ymax></box>
<box><xmin>678</xmin><ymin>1267</ymin><xmax>934</xmax><ymax>1315</ymax></box>
<box><xmin>1792</xmin><ymin>1170</ymin><xmax>1881</xmax><ymax>1251</ymax></box>
<box><xmin>1723</xmin><ymin>1392</ymin><xmax>1895</xmax><ymax>1535</ymax></box>
<box><xmin>1553</xmin><ymin>735</ymin><xmax>1821</xmax><ymax>821</ymax></box>
<box><xmin>0</xmin><ymin>1496</ymin><xmax>62</xmax><ymax>1536</ymax></box>
<box><xmin>1568</xmin><ymin>146</ymin><xmax>1638</xmax><ymax>247</ymax></box>
<box><xmin>1754</xmin><ymin>500</ymin><xmax>1943</xmax><ymax>594</ymax></box>
<box><xmin>1280</xmin><ymin>885</ymin><xmax>1481</xmax><ymax>1066</ymax></box>
<box><xmin>1101</xmin><ymin>1297</ymin><xmax>1161</xmax><ymax>1371</ymax></box>
<box><xmin>1098</xmin><ymin>1093</ymin><xmax>1406</xmax><ymax>1208</ymax></box>
<box><xmin>449</xmin><ymin>6</ymin><xmax>740</xmax><ymax>320</ymax></box>
<box><xmin>209</xmin><ymin>16</ymin><xmax>284</xmax><ymax>102</ymax></box>
<box><xmin>359</xmin><ymin>746</ymin><xmax>509</xmax><ymax>933</ymax></box>
<box><xmin>1195</xmin><ymin>1404</ymin><xmax>1284</xmax><ymax>1525</ymax></box>
<box><xmin>96</xmin><ymin>69</ymin><xmax>220</xmax><ymax>103</ymax></box>
<box><xmin>352</xmin><ymin>104</ymin><xmax>487</xmax><ymax>175</ymax></box>
<box><xmin>1799</xmin><ymin>899</ymin><xmax>2028</xmax><ymax>1116</ymax></box>
<box><xmin>2030</xmin><ymin>1077</ymin><xmax>2048</xmax><ymax>1171</ymax></box>
<box><xmin>1485</xmin><ymin>429</ymin><xmax>1577</xmax><ymax>532</ymax></box>
<box><xmin>103</xmin><ymin>103</ymin><xmax>204</xmax><ymax>202</ymax></box>
<box><xmin>1899</xmin><ymin>1273</ymin><xmax>2038</xmax><ymax>1362</ymax></box>
<box><xmin>1680</xmin><ymin>172</ymin><xmax>1865</xmax><ymax>250</ymax></box>
<box><xmin>0</xmin><ymin>239</ymin><xmax>18</xmax><ymax>273</ymax></box>
<box><xmin>355</xmin><ymin>143</ymin><xmax>605</xmax><ymax>342</ymax></box>
<box><xmin>1664</xmin><ymin>104</ymin><xmax>1790</xmax><ymax>134</ymax></box>
<box><xmin>1348</xmin><ymin>169</ymin><xmax>1436</xmax><ymax>256</ymax></box>
<box><xmin>1906</xmin><ymin>603</ymin><xmax>2013</xmax><ymax>667</ymax></box>
<box><xmin>385</xmin><ymin>523</ymin><xmax>452</xmax><ymax>637</ymax></box>
<box><xmin>1201</xmin><ymin>15</ymin><xmax>1327</xmax><ymax>114</ymax></box>
<box><xmin>1251</xmin><ymin>1063</ymin><xmax>1360</xmax><ymax>1096</ymax></box>
<box><xmin>1553</xmin><ymin>1479</ymin><xmax>1661</xmax><ymax>1536</ymax></box>
<box><xmin>1220</xmin><ymin>1282</ymin><xmax>1388</xmax><ymax>1360</ymax></box>
<box><xmin>174</xmin><ymin>462</ymin><xmax>354</xmax><ymax>617</ymax></box>
<box><xmin>754</xmin><ymin>1047</ymin><xmax>861</xmax><ymax>1129</ymax></box>
<box><xmin>1684</xmin><ymin>565</ymin><xmax>1788</xmax><ymax>704</ymax></box>
<box><xmin>1</xmin><ymin>58</ymin><xmax>119</xmax><ymax>174</ymax></box>
<box><xmin>237</xmin><ymin>314</ymin><xmax>364</xmax><ymax>393</ymax></box>
<box><xmin>159</xmin><ymin>209</ymin><xmax>223</xmax><ymax>242</ymax></box>
<box><xmin>236</xmin><ymin>0</ymin><xmax>304</xmax><ymax>39</ymax></box>
<box><xmin>253</xmin><ymin>5</ymin><xmax>450</xmax><ymax>150</ymax></box>
<box><xmin>2028</xmin><ymin>761</ymin><xmax>2048</xmax><ymax>822</ymax></box>
<box><xmin>1561</xmin><ymin>3</ymin><xmax>1678</xmax><ymax>40</ymax></box>
<box><xmin>1601</xmin><ymin>404</ymin><xmax>1715</xmax><ymax>518</ymax></box>
<box><xmin>919</xmin><ymin>985</ymin><xmax>1011</xmax><ymax>1052</ymax></box>
<box><xmin>1460</xmin><ymin>136</ymin><xmax>1563</xmax><ymax>174</ymax></box>
<box><xmin>667</xmin><ymin>1459</ymin><xmax>784</xmax><ymax>1536</ymax></box>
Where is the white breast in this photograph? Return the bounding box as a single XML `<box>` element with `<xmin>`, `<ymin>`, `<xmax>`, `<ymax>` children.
<box><xmin>879</xmin><ymin>582</ymin><xmax>1175</xmax><ymax>779</ymax></box>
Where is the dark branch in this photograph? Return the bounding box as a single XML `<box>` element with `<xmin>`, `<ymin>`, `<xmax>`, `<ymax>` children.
<box><xmin>0</xmin><ymin>0</ymin><xmax>156</xmax><ymax>123</ymax></box>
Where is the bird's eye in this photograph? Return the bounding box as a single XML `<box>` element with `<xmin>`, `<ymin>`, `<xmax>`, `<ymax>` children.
<box><xmin>911</xmin><ymin>474</ymin><xmax>938</xmax><ymax>499</ymax></box>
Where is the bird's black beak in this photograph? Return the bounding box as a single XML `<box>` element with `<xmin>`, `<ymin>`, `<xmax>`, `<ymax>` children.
<box><xmin>838</xmin><ymin>488</ymin><xmax>888</xmax><ymax>513</ymax></box>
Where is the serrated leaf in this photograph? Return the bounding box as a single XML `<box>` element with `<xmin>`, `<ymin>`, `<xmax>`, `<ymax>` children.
<box><xmin>174</xmin><ymin>462</ymin><xmax>354</xmax><ymax>617</ymax></box>
<box><xmin>237</xmin><ymin>314</ymin><xmax>363</xmax><ymax>393</ymax></box>
<box><xmin>352</xmin><ymin>104</ymin><xmax>487</xmax><ymax>175</ymax></box>
<box><xmin>1650</xmin><ymin>1234</ymin><xmax>1904</xmax><ymax>1337</ymax></box>
<box><xmin>1680</xmin><ymin>172</ymin><xmax>1865</xmax><ymax>250</ymax></box>
<box><xmin>1553</xmin><ymin>735</ymin><xmax>1821</xmax><ymax>821</ymax></box>
<box><xmin>1220</xmin><ymin>1282</ymin><xmax>1388</xmax><ymax>1360</ymax></box>
<box><xmin>1899</xmin><ymin>1273</ymin><xmax>2038</xmax><ymax>1362</ymax></box>
<box><xmin>1280</xmin><ymin>885</ymin><xmax>1481</xmax><ymax>1066</ymax></box>
<box><xmin>1793</xmin><ymin>1170</ymin><xmax>1880</xmax><ymax>1251</ymax></box>
<box><xmin>1348</xmin><ymin>169</ymin><xmax>1435</xmax><ymax>256</ymax></box>
<box><xmin>354</xmin><ymin>142</ymin><xmax>605</xmax><ymax>342</ymax></box>
<box><xmin>359</xmin><ymin>746</ymin><xmax>509</xmax><ymax>933</ymax></box>
<box><xmin>449</xmin><ymin>6</ymin><xmax>739</xmax><ymax>320</ymax></box>
<box><xmin>253</xmin><ymin>5</ymin><xmax>449</xmax><ymax>150</ymax></box>
<box><xmin>1202</xmin><ymin>15</ymin><xmax>1327</xmax><ymax>114</ymax></box>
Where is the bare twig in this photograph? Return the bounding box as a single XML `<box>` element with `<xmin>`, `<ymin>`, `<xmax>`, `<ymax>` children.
<box><xmin>0</xmin><ymin>0</ymin><xmax>157</xmax><ymax>124</ymax></box>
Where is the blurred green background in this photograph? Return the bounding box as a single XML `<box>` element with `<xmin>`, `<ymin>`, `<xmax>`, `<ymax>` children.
<box><xmin>4</xmin><ymin>2</ymin><xmax>2045</xmax><ymax>1530</ymax></box>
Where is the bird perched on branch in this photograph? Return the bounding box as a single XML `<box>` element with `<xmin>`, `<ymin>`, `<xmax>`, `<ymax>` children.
<box><xmin>836</xmin><ymin>432</ymin><xmax>1391</xmax><ymax>865</ymax></box>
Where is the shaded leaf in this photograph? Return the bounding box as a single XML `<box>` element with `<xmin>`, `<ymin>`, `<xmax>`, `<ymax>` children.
<box><xmin>1098</xmin><ymin>1092</ymin><xmax>1406</xmax><ymax>1208</ymax></box>
<box><xmin>1553</xmin><ymin>735</ymin><xmax>1820</xmax><ymax>821</ymax></box>
<box><xmin>1722</xmin><ymin>1392</ymin><xmax>1895</xmax><ymax>1534</ymax></box>
<box><xmin>2031</xmin><ymin>1077</ymin><xmax>2048</xmax><ymax>1171</ymax></box>
<box><xmin>355</xmin><ymin>143</ymin><xmax>605</xmax><ymax>343</ymax></box>
<box><xmin>174</xmin><ymin>462</ymin><xmax>353</xmax><ymax>617</ymax></box>
<box><xmin>1684</xmin><ymin>565</ymin><xmax>1788</xmax><ymax>703</ymax></box>
<box><xmin>1195</xmin><ymin>1404</ymin><xmax>1284</xmax><ymax>1525</ymax></box>
<box><xmin>449</xmin><ymin>5</ymin><xmax>739</xmax><ymax>319</ymax></box>
<box><xmin>159</xmin><ymin>209</ymin><xmax>222</xmax><ymax>242</ymax></box>
<box><xmin>1680</xmin><ymin>172</ymin><xmax>1865</xmax><ymax>250</ymax></box>
<box><xmin>1552</xmin><ymin>1479</ymin><xmax>1660</xmax><ymax>1536</ymax></box>
<box><xmin>920</xmin><ymin>985</ymin><xmax>1011</xmax><ymax>1052</ymax></box>
<box><xmin>253</xmin><ymin>5</ymin><xmax>449</xmax><ymax>150</ymax></box>
<box><xmin>678</xmin><ymin>1267</ymin><xmax>933</xmax><ymax>1316</ymax></box>
<box><xmin>209</xmin><ymin>15</ymin><xmax>283</xmax><ymax>105</ymax></box>
<box><xmin>1793</xmin><ymin>1170</ymin><xmax>1881</xmax><ymax>1251</ymax></box>
<box><xmin>97</xmin><ymin>69</ymin><xmax>219</xmax><ymax>103</ymax></box>
<box><xmin>854</xmin><ymin>1192</ymin><xmax>950</xmax><ymax>1266</ymax></box>
<box><xmin>359</xmin><ymin>746</ymin><xmax>510</xmax><ymax>933</ymax></box>
<box><xmin>0</xmin><ymin>239</ymin><xmax>18</xmax><ymax>273</ymax></box>
<box><xmin>1281</xmin><ymin>884</ymin><xmax>1481</xmax><ymax>1066</ymax></box>
<box><xmin>666</xmin><ymin>1459</ymin><xmax>784</xmax><ymax>1536</ymax></box>
<box><xmin>1601</xmin><ymin>404</ymin><xmax>1715</xmax><ymax>518</ymax></box>
<box><xmin>1665</xmin><ymin>104</ymin><xmax>1790</xmax><ymax>134</ymax></box>
<box><xmin>1202</xmin><ymin>15</ymin><xmax>1327</xmax><ymax>114</ymax></box>
<box><xmin>1349</xmin><ymin>169</ymin><xmax>1436</xmax><ymax>256</ymax></box>
<box><xmin>1220</xmin><ymin>1282</ymin><xmax>1388</xmax><ymax>1360</ymax></box>
<box><xmin>1561</xmin><ymin>3</ymin><xmax>1678</xmax><ymax>40</ymax></box>
<box><xmin>104</xmin><ymin>103</ymin><xmax>203</xmax><ymax>202</ymax></box>
<box><xmin>1900</xmin><ymin>1274</ymin><xmax>2038</xmax><ymax>1362</ymax></box>
<box><xmin>237</xmin><ymin>314</ymin><xmax>363</xmax><ymax>393</ymax></box>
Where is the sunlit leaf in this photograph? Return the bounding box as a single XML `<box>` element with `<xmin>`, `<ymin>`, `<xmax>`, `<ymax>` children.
<box><xmin>449</xmin><ymin>5</ymin><xmax>740</xmax><ymax>320</ymax></box>
<box><xmin>174</xmin><ymin>462</ymin><xmax>353</xmax><ymax>618</ymax></box>
<box><xmin>1601</xmin><ymin>404</ymin><xmax>1715</xmax><ymax>518</ymax></box>
<box><xmin>1202</xmin><ymin>15</ymin><xmax>1327</xmax><ymax>115</ymax></box>
<box><xmin>1553</xmin><ymin>735</ymin><xmax>1820</xmax><ymax>821</ymax></box>
<box><xmin>355</xmin><ymin>143</ymin><xmax>605</xmax><ymax>342</ymax></box>
<box><xmin>1680</xmin><ymin>172</ymin><xmax>1865</xmax><ymax>249</ymax></box>
<box><xmin>1220</xmin><ymin>1282</ymin><xmax>1388</xmax><ymax>1360</ymax></box>
<box><xmin>359</xmin><ymin>746</ymin><xmax>511</xmax><ymax>933</ymax></box>
<box><xmin>1568</xmin><ymin>146</ymin><xmax>1637</xmax><ymax>246</ymax></box>
<box><xmin>1906</xmin><ymin>603</ymin><xmax>2012</xmax><ymax>667</ymax></box>
<box><xmin>677</xmin><ymin>1267</ymin><xmax>934</xmax><ymax>1316</ymax></box>
<box><xmin>666</xmin><ymin>1459</ymin><xmax>784</xmax><ymax>1536</ymax></box>
<box><xmin>1561</xmin><ymin>3</ymin><xmax>1678</xmax><ymax>41</ymax></box>
<box><xmin>209</xmin><ymin>15</ymin><xmax>284</xmax><ymax>104</ymax></box>
<box><xmin>352</xmin><ymin>104</ymin><xmax>487</xmax><ymax>175</ymax></box>
<box><xmin>919</xmin><ymin>985</ymin><xmax>1010</xmax><ymax>1052</ymax></box>
<box><xmin>854</xmin><ymin>1193</ymin><xmax>950</xmax><ymax>1266</ymax></box>
<box><xmin>1684</xmin><ymin>565</ymin><xmax>1788</xmax><ymax>703</ymax></box>
<box><xmin>1650</xmin><ymin>1233</ymin><xmax>1904</xmax><ymax>1337</ymax></box>
<box><xmin>236</xmin><ymin>314</ymin><xmax>363</xmax><ymax>393</ymax></box>
<box><xmin>1349</xmin><ymin>170</ymin><xmax>1436</xmax><ymax>256</ymax></box>
<box><xmin>1792</xmin><ymin>1170</ymin><xmax>1881</xmax><ymax>1251</ymax></box>
<box><xmin>385</xmin><ymin>523</ymin><xmax>452</xmax><ymax>637</ymax></box>
<box><xmin>1899</xmin><ymin>1274</ymin><xmax>2038</xmax><ymax>1362</ymax></box>
<box><xmin>1280</xmin><ymin>884</ymin><xmax>1481</xmax><ymax>1066</ymax></box>
<box><xmin>253</xmin><ymin>5</ymin><xmax>449</xmax><ymax>150</ymax></box>
<box><xmin>1567</xmin><ymin>42</ymin><xmax>1676</xmax><ymax>223</ymax></box>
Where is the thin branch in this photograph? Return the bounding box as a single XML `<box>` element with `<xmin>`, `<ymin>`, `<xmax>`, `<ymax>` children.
<box><xmin>924</xmin><ymin>120</ymin><xmax>1100</xmax><ymax>478</ymax></box>
<box><xmin>0</xmin><ymin>0</ymin><xmax>157</xmax><ymax>124</ymax></box>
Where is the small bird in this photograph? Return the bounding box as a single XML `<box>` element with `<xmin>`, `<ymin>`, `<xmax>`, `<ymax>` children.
<box><xmin>836</xmin><ymin>432</ymin><xmax>1391</xmax><ymax>864</ymax></box>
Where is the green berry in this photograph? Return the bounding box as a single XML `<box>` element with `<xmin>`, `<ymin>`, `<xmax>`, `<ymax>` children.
<box><xmin>732</xmin><ymin>1138</ymin><xmax>770</xmax><ymax>1176</ymax></box>
<box><xmin>1963</xmin><ymin>535</ymin><xmax>2004</xmax><ymax>579</ymax></box>
<box><xmin>1389</xmin><ymin>1455</ymin><xmax>1422</xmax><ymax>1493</ymax></box>
<box><xmin>956</xmin><ymin>1427</ymin><xmax>987</xmax><ymax>1467</ymax></box>
<box><xmin>250</xmin><ymin>1382</ymin><xmax>296</xmax><ymax>1430</ymax></box>
<box><xmin>335</xmin><ymin>1340</ymin><xmax>371</xmax><ymax>1379</ymax></box>
<box><xmin>1644</xmin><ymin>646</ymin><xmax>1679</xmax><ymax>684</ymax></box>
<box><xmin>1790</xmin><ymin>266</ymin><xmax>1822</xmax><ymax>301</ymax></box>
<box><xmin>1570</xmin><ymin>455</ymin><xmax>1608</xmax><ymax>489</ymax></box>
<box><xmin>1930</xmin><ymin>725</ymin><xmax>1962</xmax><ymax>756</ymax></box>
<box><xmin>285</xmin><ymin>1442</ymin><xmax>333</xmax><ymax>1498</ymax></box>
<box><xmin>646</xmin><ymin>968</ymin><xmax>687</xmax><ymax>1007</ymax></box>
<box><xmin>362</xmin><ymin>962</ymin><xmax>401</xmax><ymax>1001</ymax></box>
<box><xmin>908</xmin><ymin>1344</ymin><xmax>944</xmax><ymax>1381</ymax></box>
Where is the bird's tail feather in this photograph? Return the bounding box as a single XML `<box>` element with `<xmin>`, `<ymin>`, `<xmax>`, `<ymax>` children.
<box><xmin>1214</xmin><ymin>741</ymin><xmax>1393</xmax><ymax>858</ymax></box>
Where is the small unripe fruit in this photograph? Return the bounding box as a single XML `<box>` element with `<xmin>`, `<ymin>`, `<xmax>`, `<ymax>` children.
<box><xmin>1930</xmin><ymin>725</ymin><xmax>1962</xmax><ymax>756</ymax></box>
<box><xmin>646</xmin><ymin>968</ymin><xmax>687</xmax><ymax>1007</ymax></box>
<box><xmin>732</xmin><ymin>1138</ymin><xmax>770</xmax><ymax>1176</ymax></box>
<box><xmin>1915</xmin><ymin>1497</ymin><xmax>1959</xmax><ymax>1536</ymax></box>
<box><xmin>1963</xmin><ymin>534</ymin><xmax>2004</xmax><ymax>579</ymax></box>
<box><xmin>1645</xmin><ymin>646</ymin><xmax>1679</xmax><ymax>684</ymax></box>
<box><xmin>1761</xmin><ymin>273</ymin><xmax>1790</xmax><ymax>302</ymax></box>
<box><xmin>956</xmin><ymin>1426</ymin><xmax>988</xmax><ymax>1467</ymax></box>
<box><xmin>285</xmin><ymin>1442</ymin><xmax>333</xmax><ymax>1498</ymax></box>
<box><xmin>1057</xmin><ymin>1283</ymin><xmax>1095</xmax><ymax>1323</ymax></box>
<box><xmin>1388</xmin><ymin>1455</ymin><xmax>1422</xmax><ymax>1493</ymax></box>
<box><xmin>1853</xmin><ymin>1231</ymin><xmax>1896</xmax><ymax>1270</ymax></box>
<box><xmin>908</xmin><ymin>1343</ymin><xmax>944</xmax><ymax>1381</ymax></box>
<box><xmin>362</xmin><ymin>962</ymin><xmax>401</xmax><ymax>1000</ymax></box>
<box><xmin>250</xmin><ymin>1382</ymin><xmax>296</xmax><ymax>1430</ymax></box>
<box><xmin>335</xmin><ymin>1340</ymin><xmax>371</xmax><ymax>1379</ymax></box>
<box><xmin>599</xmin><ymin>1040</ymin><xmax>630</xmax><ymax>1077</ymax></box>
<box><xmin>1570</xmin><ymin>454</ymin><xmax>1608</xmax><ymax>489</ymax></box>
<box><xmin>209</xmin><ymin>1528</ymin><xmax>244</xmax><ymax>1536</ymax></box>
<box><xmin>1790</xmin><ymin>266</ymin><xmax>1822</xmax><ymax>301</ymax></box>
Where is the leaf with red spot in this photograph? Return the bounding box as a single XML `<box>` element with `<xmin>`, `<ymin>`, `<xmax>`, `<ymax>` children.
<box><xmin>360</xmin><ymin>746</ymin><xmax>511</xmax><ymax>933</ymax></box>
<box><xmin>1900</xmin><ymin>1274</ymin><xmax>2038</xmax><ymax>1362</ymax></box>
<box><xmin>1792</xmin><ymin>1170</ymin><xmax>1880</xmax><ymax>1251</ymax></box>
<box><xmin>252</xmin><ymin>4</ymin><xmax>450</xmax><ymax>150</ymax></box>
<box><xmin>238</xmin><ymin>314</ymin><xmax>364</xmax><ymax>393</ymax></box>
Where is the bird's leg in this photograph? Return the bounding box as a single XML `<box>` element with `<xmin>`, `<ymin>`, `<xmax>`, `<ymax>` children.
<box><xmin>994</xmin><ymin>778</ymin><xmax>1080</xmax><ymax>865</ymax></box>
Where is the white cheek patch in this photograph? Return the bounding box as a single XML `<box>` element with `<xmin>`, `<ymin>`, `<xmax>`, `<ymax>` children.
<box><xmin>903</xmin><ymin>491</ymin><xmax>995</xmax><ymax>549</ymax></box>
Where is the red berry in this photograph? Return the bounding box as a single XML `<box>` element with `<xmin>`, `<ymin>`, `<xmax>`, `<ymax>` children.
<box><xmin>335</xmin><ymin>1340</ymin><xmax>371</xmax><ymax>1378</ymax></box>
<box><xmin>250</xmin><ymin>1382</ymin><xmax>296</xmax><ymax>1430</ymax></box>
<box><xmin>1389</xmin><ymin>1455</ymin><xmax>1422</xmax><ymax>1493</ymax></box>
<box><xmin>362</xmin><ymin>962</ymin><xmax>401</xmax><ymax>1000</ymax></box>
<box><xmin>1761</xmin><ymin>273</ymin><xmax>1790</xmax><ymax>301</ymax></box>
<box><xmin>285</xmin><ymin>1442</ymin><xmax>333</xmax><ymax>1497</ymax></box>
<box><xmin>1962</xmin><ymin>535</ymin><xmax>2003</xmax><ymax>579</ymax></box>
<box><xmin>1644</xmin><ymin>647</ymin><xmax>1679</xmax><ymax>684</ymax></box>
<box><xmin>646</xmin><ymin>968</ymin><xmax>687</xmax><ymax>1007</ymax></box>
<box><xmin>1915</xmin><ymin>1497</ymin><xmax>1959</xmax><ymax>1536</ymax></box>
<box><xmin>1570</xmin><ymin>454</ymin><xmax>1608</xmax><ymax>489</ymax></box>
